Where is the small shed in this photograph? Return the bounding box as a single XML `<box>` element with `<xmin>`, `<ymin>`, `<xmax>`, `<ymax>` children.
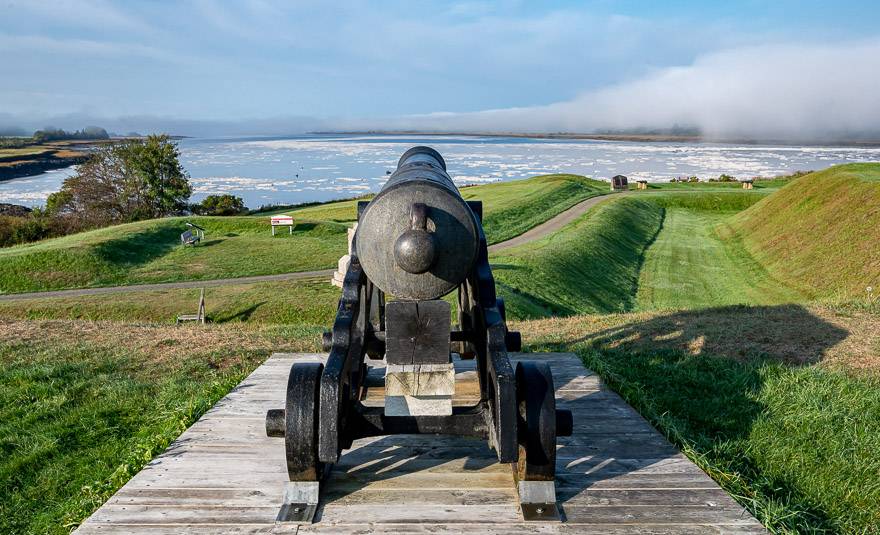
<box><xmin>611</xmin><ymin>175</ymin><xmax>629</xmax><ymax>191</ymax></box>
<box><xmin>741</xmin><ymin>179</ymin><xmax>754</xmax><ymax>190</ymax></box>
<box><xmin>636</xmin><ymin>180</ymin><xmax>649</xmax><ymax>190</ymax></box>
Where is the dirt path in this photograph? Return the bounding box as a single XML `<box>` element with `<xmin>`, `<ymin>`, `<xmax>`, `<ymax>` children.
<box><xmin>0</xmin><ymin>270</ymin><xmax>334</xmax><ymax>301</ymax></box>
<box><xmin>0</xmin><ymin>191</ymin><xmax>631</xmax><ymax>301</ymax></box>
<box><xmin>488</xmin><ymin>191</ymin><xmax>631</xmax><ymax>253</ymax></box>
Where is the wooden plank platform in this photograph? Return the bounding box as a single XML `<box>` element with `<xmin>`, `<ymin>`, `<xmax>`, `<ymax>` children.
<box><xmin>75</xmin><ymin>353</ymin><xmax>765</xmax><ymax>534</ymax></box>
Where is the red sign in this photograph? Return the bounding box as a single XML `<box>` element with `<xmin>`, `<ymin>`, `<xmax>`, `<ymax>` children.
<box><xmin>271</xmin><ymin>216</ymin><xmax>294</xmax><ymax>225</ymax></box>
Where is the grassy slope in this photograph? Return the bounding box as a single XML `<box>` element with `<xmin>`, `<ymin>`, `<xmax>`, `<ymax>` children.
<box><xmin>0</xmin><ymin>189</ymin><xmax>795</xmax><ymax>322</ymax></box>
<box><xmin>492</xmin><ymin>197</ymin><xmax>664</xmax><ymax>318</ymax></box>
<box><xmin>0</xmin><ymin>321</ymin><xmax>321</xmax><ymax>534</ymax></box>
<box><xmin>520</xmin><ymin>305</ymin><xmax>880</xmax><ymax>533</ymax></box>
<box><xmin>728</xmin><ymin>163</ymin><xmax>880</xmax><ymax>300</ymax></box>
<box><xmin>0</xmin><ymin>174</ymin><xmax>605</xmax><ymax>294</ymax></box>
<box><xmin>636</xmin><ymin>193</ymin><xmax>803</xmax><ymax>310</ymax></box>
<box><xmin>0</xmin><ymin>216</ymin><xmax>349</xmax><ymax>294</ymax></box>
<box><xmin>459</xmin><ymin>174</ymin><xmax>607</xmax><ymax>243</ymax></box>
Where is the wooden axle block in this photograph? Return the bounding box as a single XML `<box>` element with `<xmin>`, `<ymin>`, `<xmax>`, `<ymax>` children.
<box><xmin>385</xmin><ymin>300</ymin><xmax>451</xmax><ymax>365</ymax></box>
<box><xmin>385</xmin><ymin>363</ymin><xmax>455</xmax><ymax>416</ymax></box>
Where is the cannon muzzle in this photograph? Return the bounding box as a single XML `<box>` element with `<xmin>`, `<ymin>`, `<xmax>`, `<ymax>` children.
<box><xmin>356</xmin><ymin>146</ymin><xmax>479</xmax><ymax>300</ymax></box>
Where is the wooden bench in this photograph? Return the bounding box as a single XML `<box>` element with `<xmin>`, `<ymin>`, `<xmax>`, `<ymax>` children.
<box><xmin>176</xmin><ymin>288</ymin><xmax>206</xmax><ymax>324</ymax></box>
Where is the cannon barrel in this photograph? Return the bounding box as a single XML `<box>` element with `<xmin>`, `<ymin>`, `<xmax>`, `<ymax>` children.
<box><xmin>356</xmin><ymin>146</ymin><xmax>479</xmax><ymax>300</ymax></box>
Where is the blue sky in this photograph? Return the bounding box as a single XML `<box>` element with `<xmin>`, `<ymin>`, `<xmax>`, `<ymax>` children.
<box><xmin>2</xmin><ymin>0</ymin><xmax>880</xmax><ymax>138</ymax></box>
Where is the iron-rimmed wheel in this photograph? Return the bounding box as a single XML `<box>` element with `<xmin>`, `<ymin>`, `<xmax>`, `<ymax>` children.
<box><xmin>514</xmin><ymin>361</ymin><xmax>557</xmax><ymax>481</ymax></box>
<box><xmin>284</xmin><ymin>362</ymin><xmax>324</xmax><ymax>481</ymax></box>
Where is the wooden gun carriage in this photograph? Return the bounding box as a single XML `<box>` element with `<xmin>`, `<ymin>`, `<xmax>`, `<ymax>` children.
<box><xmin>265</xmin><ymin>146</ymin><xmax>573</xmax><ymax>522</ymax></box>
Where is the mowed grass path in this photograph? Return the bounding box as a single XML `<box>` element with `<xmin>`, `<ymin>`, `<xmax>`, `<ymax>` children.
<box><xmin>636</xmin><ymin>207</ymin><xmax>802</xmax><ymax>310</ymax></box>
<box><xmin>490</xmin><ymin>189</ymin><xmax>799</xmax><ymax>319</ymax></box>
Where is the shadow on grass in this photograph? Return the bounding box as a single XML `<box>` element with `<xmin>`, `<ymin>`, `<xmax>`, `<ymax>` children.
<box><xmin>212</xmin><ymin>301</ymin><xmax>267</xmax><ymax>323</ymax></box>
<box><xmin>531</xmin><ymin>304</ymin><xmax>851</xmax><ymax>532</ymax></box>
<box><xmin>571</xmin><ymin>304</ymin><xmax>847</xmax><ymax>365</ymax></box>
<box><xmin>92</xmin><ymin>225</ymin><xmax>182</xmax><ymax>268</ymax></box>
<box><xmin>293</xmin><ymin>222</ymin><xmax>317</xmax><ymax>232</ymax></box>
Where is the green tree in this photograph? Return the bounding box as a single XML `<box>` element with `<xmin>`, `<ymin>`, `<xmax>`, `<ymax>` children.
<box><xmin>123</xmin><ymin>135</ymin><xmax>192</xmax><ymax>219</ymax></box>
<box><xmin>51</xmin><ymin>135</ymin><xmax>192</xmax><ymax>228</ymax></box>
<box><xmin>197</xmin><ymin>194</ymin><xmax>246</xmax><ymax>215</ymax></box>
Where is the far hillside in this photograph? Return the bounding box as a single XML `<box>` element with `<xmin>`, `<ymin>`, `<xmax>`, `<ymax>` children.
<box><xmin>727</xmin><ymin>163</ymin><xmax>880</xmax><ymax>301</ymax></box>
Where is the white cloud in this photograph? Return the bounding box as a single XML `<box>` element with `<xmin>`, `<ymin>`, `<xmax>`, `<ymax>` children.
<box><xmin>372</xmin><ymin>40</ymin><xmax>880</xmax><ymax>141</ymax></box>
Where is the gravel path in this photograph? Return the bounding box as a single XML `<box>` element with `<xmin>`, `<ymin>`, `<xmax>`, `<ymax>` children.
<box><xmin>0</xmin><ymin>191</ymin><xmax>631</xmax><ymax>301</ymax></box>
<box><xmin>488</xmin><ymin>191</ymin><xmax>630</xmax><ymax>253</ymax></box>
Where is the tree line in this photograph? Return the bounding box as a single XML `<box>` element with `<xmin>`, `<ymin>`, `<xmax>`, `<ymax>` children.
<box><xmin>0</xmin><ymin>135</ymin><xmax>247</xmax><ymax>247</ymax></box>
<box><xmin>32</xmin><ymin>126</ymin><xmax>110</xmax><ymax>143</ymax></box>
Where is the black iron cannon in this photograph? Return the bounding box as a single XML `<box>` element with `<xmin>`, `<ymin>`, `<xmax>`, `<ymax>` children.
<box><xmin>265</xmin><ymin>146</ymin><xmax>573</xmax><ymax>522</ymax></box>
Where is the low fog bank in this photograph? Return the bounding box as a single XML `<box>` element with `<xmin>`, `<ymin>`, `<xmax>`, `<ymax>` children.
<box><xmin>3</xmin><ymin>41</ymin><xmax>879</xmax><ymax>143</ymax></box>
<box><xmin>343</xmin><ymin>40</ymin><xmax>880</xmax><ymax>143</ymax></box>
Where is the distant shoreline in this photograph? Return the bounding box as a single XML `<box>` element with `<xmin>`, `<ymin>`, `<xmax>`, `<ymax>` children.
<box><xmin>0</xmin><ymin>138</ymin><xmax>133</xmax><ymax>183</ymax></box>
<box><xmin>0</xmin><ymin>157</ymin><xmax>83</xmax><ymax>183</ymax></box>
<box><xmin>312</xmin><ymin>130</ymin><xmax>880</xmax><ymax>147</ymax></box>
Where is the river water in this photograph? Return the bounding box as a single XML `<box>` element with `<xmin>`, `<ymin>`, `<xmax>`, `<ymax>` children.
<box><xmin>3</xmin><ymin>134</ymin><xmax>879</xmax><ymax>209</ymax></box>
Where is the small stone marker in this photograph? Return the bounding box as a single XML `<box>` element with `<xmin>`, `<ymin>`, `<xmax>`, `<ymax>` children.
<box><xmin>637</xmin><ymin>179</ymin><xmax>648</xmax><ymax>190</ymax></box>
<box><xmin>271</xmin><ymin>215</ymin><xmax>295</xmax><ymax>235</ymax></box>
<box><xmin>331</xmin><ymin>223</ymin><xmax>357</xmax><ymax>288</ymax></box>
<box><xmin>741</xmin><ymin>179</ymin><xmax>754</xmax><ymax>190</ymax></box>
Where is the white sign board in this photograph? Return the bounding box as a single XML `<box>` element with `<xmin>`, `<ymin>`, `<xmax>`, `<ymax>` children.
<box><xmin>271</xmin><ymin>215</ymin><xmax>294</xmax><ymax>235</ymax></box>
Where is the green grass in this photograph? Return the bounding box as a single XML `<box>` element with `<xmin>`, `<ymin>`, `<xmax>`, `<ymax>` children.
<box><xmin>0</xmin><ymin>174</ymin><xmax>607</xmax><ymax>294</ymax></box>
<box><xmin>460</xmin><ymin>174</ymin><xmax>607</xmax><ymax>243</ymax></box>
<box><xmin>0</xmin><ymin>279</ymin><xmax>339</xmax><ymax>325</ymax></box>
<box><xmin>0</xmin><ymin>321</ymin><xmax>320</xmax><ymax>534</ymax></box>
<box><xmin>0</xmin><ymin>216</ymin><xmax>348</xmax><ymax>294</ymax></box>
<box><xmin>523</xmin><ymin>304</ymin><xmax>880</xmax><ymax>533</ymax></box>
<box><xmin>492</xmin><ymin>197</ymin><xmax>665</xmax><ymax>319</ymax></box>
<box><xmin>489</xmin><ymin>189</ymin><xmax>798</xmax><ymax>319</ymax></box>
<box><xmin>635</xmin><ymin>206</ymin><xmax>802</xmax><ymax>310</ymax></box>
<box><xmin>728</xmin><ymin>163</ymin><xmax>880</xmax><ymax>300</ymax></box>
<box><xmin>641</xmin><ymin>178</ymin><xmax>791</xmax><ymax>191</ymax></box>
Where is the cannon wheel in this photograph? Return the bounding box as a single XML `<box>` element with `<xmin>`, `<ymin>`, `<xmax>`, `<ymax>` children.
<box><xmin>514</xmin><ymin>360</ymin><xmax>557</xmax><ymax>482</ymax></box>
<box><xmin>514</xmin><ymin>360</ymin><xmax>561</xmax><ymax>521</ymax></box>
<box><xmin>284</xmin><ymin>362</ymin><xmax>324</xmax><ymax>481</ymax></box>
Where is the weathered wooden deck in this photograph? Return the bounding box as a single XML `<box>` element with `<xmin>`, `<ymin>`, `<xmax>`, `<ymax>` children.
<box><xmin>75</xmin><ymin>352</ymin><xmax>765</xmax><ymax>534</ymax></box>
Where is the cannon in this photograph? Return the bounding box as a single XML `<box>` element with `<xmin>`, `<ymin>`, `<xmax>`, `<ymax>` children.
<box><xmin>266</xmin><ymin>146</ymin><xmax>573</xmax><ymax>522</ymax></box>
